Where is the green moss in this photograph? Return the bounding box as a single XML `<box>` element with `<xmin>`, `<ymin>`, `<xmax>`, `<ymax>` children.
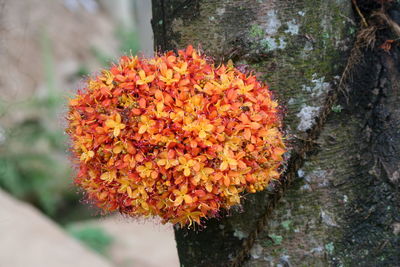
<box><xmin>269</xmin><ymin>234</ymin><xmax>283</xmax><ymax>245</ymax></box>
<box><xmin>250</xmin><ymin>24</ymin><xmax>264</xmax><ymax>38</ymax></box>
<box><xmin>325</xmin><ymin>242</ymin><xmax>335</xmax><ymax>254</ymax></box>
<box><xmin>281</xmin><ymin>220</ymin><xmax>292</xmax><ymax>231</ymax></box>
<box><xmin>159</xmin><ymin>1</ymin><xmax>356</xmax><ymax>265</ymax></box>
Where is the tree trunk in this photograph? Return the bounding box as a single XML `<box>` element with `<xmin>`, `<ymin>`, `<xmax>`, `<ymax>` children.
<box><xmin>151</xmin><ymin>1</ymin><xmax>400</xmax><ymax>266</ymax></box>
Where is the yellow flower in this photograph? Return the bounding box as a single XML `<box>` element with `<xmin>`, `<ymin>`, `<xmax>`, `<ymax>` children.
<box><xmin>157</xmin><ymin>152</ymin><xmax>179</xmax><ymax>169</ymax></box>
<box><xmin>192</xmin><ymin>167</ymin><xmax>214</xmax><ymax>185</ymax></box>
<box><xmin>100</xmin><ymin>70</ymin><xmax>114</xmax><ymax>85</ymax></box>
<box><xmin>136</xmin><ymin>162</ymin><xmax>158</xmax><ymax>178</ymax></box>
<box><xmin>120</xmin><ymin>94</ymin><xmax>136</xmax><ymax>108</ymax></box>
<box><xmin>138</xmin><ymin>115</ymin><xmax>156</xmax><ymax>134</ymax></box>
<box><xmin>136</xmin><ymin>70</ymin><xmax>155</xmax><ymax>85</ymax></box>
<box><xmin>100</xmin><ymin>170</ymin><xmax>117</xmax><ymax>183</ymax></box>
<box><xmin>211</xmin><ymin>73</ymin><xmax>231</xmax><ymax>91</ymax></box>
<box><xmin>173</xmin><ymin>62</ymin><xmax>188</xmax><ymax>75</ymax></box>
<box><xmin>79</xmin><ymin>146</ymin><xmax>94</xmax><ymax>162</ymax></box>
<box><xmin>225</xmin><ymin>136</ymin><xmax>242</xmax><ymax>151</ymax></box>
<box><xmin>177</xmin><ymin>156</ymin><xmax>196</xmax><ymax>176</ymax></box>
<box><xmin>154</xmin><ymin>102</ymin><xmax>168</xmax><ymax>118</ymax></box>
<box><xmin>159</xmin><ymin>64</ymin><xmax>179</xmax><ymax>85</ymax></box>
<box><xmin>112</xmin><ymin>143</ymin><xmax>124</xmax><ymax>154</ymax></box>
<box><xmin>196</xmin><ymin>119</ymin><xmax>214</xmax><ymax>139</ymax></box>
<box><xmin>215</xmin><ymin>100</ymin><xmax>231</xmax><ymax>114</ymax></box>
<box><xmin>236</xmin><ymin>79</ymin><xmax>254</xmax><ymax>95</ymax></box>
<box><xmin>185</xmin><ymin>94</ymin><xmax>204</xmax><ymax>113</ymax></box>
<box><xmin>224</xmin><ymin>186</ymin><xmax>241</xmax><ymax>206</ymax></box>
<box><xmin>172</xmin><ymin>185</ymin><xmax>193</xmax><ymax>206</ymax></box>
<box><xmin>118</xmin><ymin>178</ymin><xmax>135</xmax><ymax>198</ymax></box>
<box><xmin>170</xmin><ymin>109</ymin><xmax>185</xmax><ymax>122</ymax></box>
<box><xmin>183</xmin><ymin>118</ymin><xmax>214</xmax><ymax>139</ymax></box>
<box><xmin>219</xmin><ymin>149</ymin><xmax>238</xmax><ymax>171</ymax></box>
<box><xmin>105</xmin><ymin>113</ymin><xmax>126</xmax><ymax>137</ymax></box>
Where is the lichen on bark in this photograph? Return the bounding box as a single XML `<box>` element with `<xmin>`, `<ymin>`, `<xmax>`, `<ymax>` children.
<box><xmin>151</xmin><ymin>0</ymin><xmax>359</xmax><ymax>266</ymax></box>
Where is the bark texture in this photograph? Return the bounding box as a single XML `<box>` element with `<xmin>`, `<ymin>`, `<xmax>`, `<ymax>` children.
<box><xmin>152</xmin><ymin>0</ymin><xmax>400</xmax><ymax>266</ymax></box>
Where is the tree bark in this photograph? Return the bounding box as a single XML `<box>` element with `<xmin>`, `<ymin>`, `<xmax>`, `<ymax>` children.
<box><xmin>151</xmin><ymin>0</ymin><xmax>400</xmax><ymax>266</ymax></box>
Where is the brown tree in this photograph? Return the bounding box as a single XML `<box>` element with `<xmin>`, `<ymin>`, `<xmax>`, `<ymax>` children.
<box><xmin>152</xmin><ymin>1</ymin><xmax>400</xmax><ymax>266</ymax></box>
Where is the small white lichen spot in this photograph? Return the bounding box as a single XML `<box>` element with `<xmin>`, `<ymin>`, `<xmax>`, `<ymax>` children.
<box><xmin>285</xmin><ymin>19</ymin><xmax>299</xmax><ymax>35</ymax></box>
<box><xmin>265</xmin><ymin>10</ymin><xmax>281</xmax><ymax>35</ymax></box>
<box><xmin>297</xmin><ymin>169</ymin><xmax>305</xmax><ymax>178</ymax></box>
<box><xmin>300</xmin><ymin>184</ymin><xmax>312</xmax><ymax>192</ymax></box>
<box><xmin>320</xmin><ymin>209</ymin><xmax>338</xmax><ymax>227</ymax></box>
<box><xmin>216</xmin><ymin>8</ymin><xmax>225</xmax><ymax>16</ymax></box>
<box><xmin>263</xmin><ymin>36</ymin><xmax>286</xmax><ymax>51</ymax></box>
<box><xmin>250</xmin><ymin>243</ymin><xmax>263</xmax><ymax>259</ymax></box>
<box><xmin>298</xmin><ymin>11</ymin><xmax>305</xmax><ymax>16</ymax></box>
<box><xmin>302</xmin><ymin>74</ymin><xmax>331</xmax><ymax>98</ymax></box>
<box><xmin>233</xmin><ymin>229</ymin><xmax>249</xmax><ymax>240</ymax></box>
<box><xmin>310</xmin><ymin>246</ymin><xmax>324</xmax><ymax>255</ymax></box>
<box><xmin>297</xmin><ymin>105</ymin><xmax>320</xmax><ymax>132</ymax></box>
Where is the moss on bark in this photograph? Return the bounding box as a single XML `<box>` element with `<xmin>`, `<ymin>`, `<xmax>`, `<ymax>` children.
<box><xmin>151</xmin><ymin>1</ymin><xmax>400</xmax><ymax>266</ymax></box>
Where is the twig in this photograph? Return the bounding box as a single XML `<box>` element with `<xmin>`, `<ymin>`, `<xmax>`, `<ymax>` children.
<box><xmin>352</xmin><ymin>0</ymin><xmax>369</xmax><ymax>27</ymax></box>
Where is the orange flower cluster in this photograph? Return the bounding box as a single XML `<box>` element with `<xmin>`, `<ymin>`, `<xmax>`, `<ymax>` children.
<box><xmin>67</xmin><ymin>45</ymin><xmax>285</xmax><ymax>226</ymax></box>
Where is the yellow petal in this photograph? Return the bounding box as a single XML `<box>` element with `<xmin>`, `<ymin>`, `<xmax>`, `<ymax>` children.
<box><xmin>179</xmin><ymin>156</ymin><xmax>186</xmax><ymax>164</ymax></box>
<box><xmin>115</xmin><ymin>113</ymin><xmax>122</xmax><ymax>123</ymax></box>
<box><xmin>199</xmin><ymin>130</ymin><xmax>207</xmax><ymax>139</ymax></box>
<box><xmin>156</xmin><ymin>102</ymin><xmax>164</xmax><ymax>111</ymax></box>
<box><xmin>228</xmin><ymin>159</ymin><xmax>238</xmax><ymax>166</ymax></box>
<box><xmin>113</xmin><ymin>145</ymin><xmax>123</xmax><ymax>154</ymax></box>
<box><xmin>184</xmin><ymin>168</ymin><xmax>191</xmax><ymax>176</ymax></box>
<box><xmin>105</xmin><ymin>119</ymin><xmax>115</xmax><ymax>128</ymax></box>
<box><xmin>184</xmin><ymin>195</ymin><xmax>193</xmax><ymax>204</ymax></box>
<box><xmin>100</xmin><ymin>172</ymin><xmax>109</xmax><ymax>180</ymax></box>
<box><xmin>205</xmin><ymin>124</ymin><xmax>214</xmax><ymax>132</ymax></box>
<box><xmin>174</xmin><ymin>196</ymin><xmax>183</xmax><ymax>206</ymax></box>
<box><xmin>166</xmin><ymin>69</ymin><xmax>173</xmax><ymax>79</ymax></box>
<box><xmin>138</xmin><ymin>125</ymin><xmax>147</xmax><ymax>134</ymax></box>
<box><xmin>146</xmin><ymin>75</ymin><xmax>155</xmax><ymax>83</ymax></box>
<box><xmin>205</xmin><ymin>183</ymin><xmax>213</xmax><ymax>192</ymax></box>
<box><xmin>141</xmin><ymin>201</ymin><xmax>149</xmax><ymax>210</ymax></box>
<box><xmin>113</xmin><ymin>128</ymin><xmax>120</xmax><ymax>137</ymax></box>
<box><xmin>127</xmin><ymin>187</ymin><xmax>133</xmax><ymax>198</ymax></box>
<box><xmin>205</xmin><ymin>168</ymin><xmax>214</xmax><ymax>175</ymax></box>
<box><xmin>220</xmin><ymin>161</ymin><xmax>229</xmax><ymax>171</ymax></box>
<box><xmin>139</xmin><ymin>70</ymin><xmax>146</xmax><ymax>79</ymax></box>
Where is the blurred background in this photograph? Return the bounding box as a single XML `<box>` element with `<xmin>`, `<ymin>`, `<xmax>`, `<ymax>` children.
<box><xmin>0</xmin><ymin>0</ymin><xmax>179</xmax><ymax>266</ymax></box>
